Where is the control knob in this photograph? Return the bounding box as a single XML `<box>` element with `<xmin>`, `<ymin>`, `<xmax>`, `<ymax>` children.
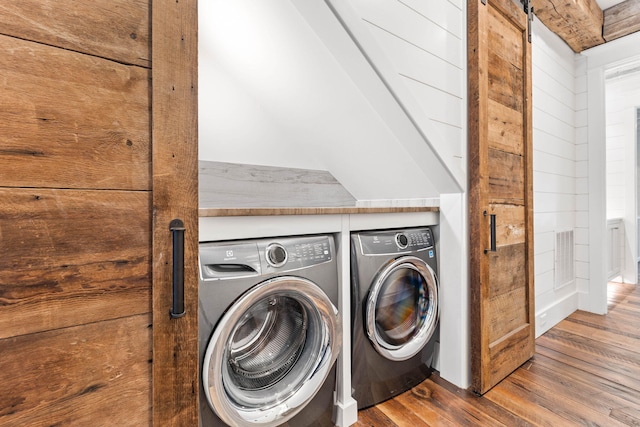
<box><xmin>266</xmin><ymin>243</ymin><xmax>288</xmax><ymax>267</ymax></box>
<box><xmin>395</xmin><ymin>233</ymin><xmax>409</xmax><ymax>249</ymax></box>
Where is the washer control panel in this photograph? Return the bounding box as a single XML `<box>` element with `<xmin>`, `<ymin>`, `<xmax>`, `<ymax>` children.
<box><xmin>357</xmin><ymin>227</ymin><xmax>434</xmax><ymax>255</ymax></box>
<box><xmin>270</xmin><ymin>237</ymin><xmax>332</xmax><ymax>269</ymax></box>
<box><xmin>199</xmin><ymin>235</ymin><xmax>334</xmax><ymax>280</ymax></box>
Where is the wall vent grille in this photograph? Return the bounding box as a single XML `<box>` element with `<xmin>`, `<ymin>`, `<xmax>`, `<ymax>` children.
<box><xmin>555</xmin><ymin>230</ymin><xmax>574</xmax><ymax>289</ymax></box>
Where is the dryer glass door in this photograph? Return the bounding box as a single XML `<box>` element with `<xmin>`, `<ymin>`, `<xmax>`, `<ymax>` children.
<box><xmin>366</xmin><ymin>256</ymin><xmax>438</xmax><ymax>361</ymax></box>
<box><xmin>202</xmin><ymin>276</ymin><xmax>341</xmax><ymax>427</ymax></box>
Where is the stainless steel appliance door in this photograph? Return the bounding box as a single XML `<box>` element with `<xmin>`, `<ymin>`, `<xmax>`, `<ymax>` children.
<box><xmin>202</xmin><ymin>276</ymin><xmax>341</xmax><ymax>427</ymax></box>
<box><xmin>365</xmin><ymin>256</ymin><xmax>438</xmax><ymax>361</ymax></box>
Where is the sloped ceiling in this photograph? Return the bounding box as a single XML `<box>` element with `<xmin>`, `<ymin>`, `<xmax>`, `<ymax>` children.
<box><xmin>199</xmin><ymin>0</ymin><xmax>462</xmax><ymax>202</ymax></box>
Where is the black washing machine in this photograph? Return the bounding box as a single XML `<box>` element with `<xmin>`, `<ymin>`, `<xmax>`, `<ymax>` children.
<box><xmin>199</xmin><ymin>234</ymin><xmax>342</xmax><ymax>426</ymax></box>
<box><xmin>350</xmin><ymin>227</ymin><xmax>439</xmax><ymax>409</ymax></box>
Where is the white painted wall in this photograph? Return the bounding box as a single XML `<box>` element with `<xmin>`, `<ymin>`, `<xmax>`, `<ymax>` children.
<box><xmin>345</xmin><ymin>0</ymin><xmax>465</xmax><ymax>167</ymax></box>
<box><xmin>531</xmin><ymin>19</ymin><xmax>580</xmax><ymax>336</ymax></box>
<box><xmin>198</xmin><ymin>0</ymin><xmax>462</xmax><ymax>201</ymax></box>
<box><xmin>605</xmin><ymin>69</ymin><xmax>640</xmax><ymax>283</ymax></box>
<box><xmin>575</xmin><ymin>56</ymin><xmax>592</xmax><ymax>312</ymax></box>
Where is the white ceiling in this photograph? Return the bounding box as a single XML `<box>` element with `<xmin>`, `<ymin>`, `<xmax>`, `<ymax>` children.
<box><xmin>596</xmin><ymin>0</ymin><xmax>626</xmax><ymax>10</ymax></box>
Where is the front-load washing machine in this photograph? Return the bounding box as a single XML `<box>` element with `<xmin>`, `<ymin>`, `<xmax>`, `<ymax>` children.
<box><xmin>350</xmin><ymin>227</ymin><xmax>439</xmax><ymax>409</ymax></box>
<box><xmin>199</xmin><ymin>234</ymin><xmax>342</xmax><ymax>427</ymax></box>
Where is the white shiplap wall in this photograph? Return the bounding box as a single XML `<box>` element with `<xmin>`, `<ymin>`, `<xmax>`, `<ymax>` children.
<box><xmin>575</xmin><ymin>56</ymin><xmax>591</xmax><ymax>314</ymax></box>
<box><xmin>346</xmin><ymin>0</ymin><xmax>465</xmax><ymax>166</ymax></box>
<box><xmin>605</xmin><ymin>80</ymin><xmax>628</xmax><ymax>220</ymax></box>
<box><xmin>606</xmin><ymin>70</ymin><xmax>640</xmax><ymax>219</ymax></box>
<box><xmin>532</xmin><ymin>19</ymin><xmax>580</xmax><ymax>336</ymax></box>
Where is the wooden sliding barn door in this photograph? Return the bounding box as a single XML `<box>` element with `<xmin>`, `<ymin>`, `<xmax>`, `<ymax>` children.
<box><xmin>468</xmin><ymin>0</ymin><xmax>535</xmax><ymax>394</ymax></box>
<box><xmin>0</xmin><ymin>2</ymin><xmax>198</xmax><ymax>425</ymax></box>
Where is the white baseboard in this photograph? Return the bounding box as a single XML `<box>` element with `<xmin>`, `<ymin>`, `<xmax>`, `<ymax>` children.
<box><xmin>535</xmin><ymin>291</ymin><xmax>579</xmax><ymax>337</ymax></box>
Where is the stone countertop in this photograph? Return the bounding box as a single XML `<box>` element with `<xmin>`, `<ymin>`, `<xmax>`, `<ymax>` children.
<box><xmin>198</xmin><ymin>160</ymin><xmax>439</xmax><ymax>217</ymax></box>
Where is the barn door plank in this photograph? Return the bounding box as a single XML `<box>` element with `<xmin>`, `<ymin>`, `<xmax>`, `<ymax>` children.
<box><xmin>468</xmin><ymin>0</ymin><xmax>535</xmax><ymax>394</ymax></box>
<box><xmin>151</xmin><ymin>0</ymin><xmax>199</xmax><ymax>425</ymax></box>
<box><xmin>0</xmin><ymin>0</ymin><xmax>150</xmax><ymax>67</ymax></box>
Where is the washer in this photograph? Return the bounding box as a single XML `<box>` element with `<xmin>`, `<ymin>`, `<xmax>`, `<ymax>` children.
<box><xmin>350</xmin><ymin>227</ymin><xmax>439</xmax><ymax>409</ymax></box>
<box><xmin>199</xmin><ymin>234</ymin><xmax>342</xmax><ymax>427</ymax></box>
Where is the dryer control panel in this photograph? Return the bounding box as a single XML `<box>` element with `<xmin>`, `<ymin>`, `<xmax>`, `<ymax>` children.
<box><xmin>357</xmin><ymin>227</ymin><xmax>434</xmax><ymax>256</ymax></box>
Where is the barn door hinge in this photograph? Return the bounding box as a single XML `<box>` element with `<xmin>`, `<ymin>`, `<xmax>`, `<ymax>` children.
<box><xmin>521</xmin><ymin>0</ymin><xmax>534</xmax><ymax>43</ymax></box>
<box><xmin>481</xmin><ymin>0</ymin><xmax>487</xmax><ymax>5</ymax></box>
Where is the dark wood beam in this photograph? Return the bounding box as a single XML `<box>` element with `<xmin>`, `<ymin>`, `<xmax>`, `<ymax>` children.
<box><xmin>531</xmin><ymin>0</ymin><xmax>605</xmax><ymax>52</ymax></box>
<box><xmin>603</xmin><ymin>0</ymin><xmax>640</xmax><ymax>42</ymax></box>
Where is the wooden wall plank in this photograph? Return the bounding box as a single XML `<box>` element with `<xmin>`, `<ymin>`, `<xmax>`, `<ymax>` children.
<box><xmin>487</xmin><ymin>325</ymin><xmax>532</xmax><ymax>385</ymax></box>
<box><xmin>488</xmin><ymin>204</ymin><xmax>526</xmax><ymax>246</ymax></box>
<box><xmin>531</xmin><ymin>0</ymin><xmax>605</xmax><ymax>52</ymax></box>
<box><xmin>489</xmin><ymin>287</ymin><xmax>528</xmax><ymax>342</ymax></box>
<box><xmin>488</xmin><ymin>100</ymin><xmax>524</xmax><ymax>155</ymax></box>
<box><xmin>0</xmin><ymin>35</ymin><xmax>150</xmax><ymax>191</ymax></box>
<box><xmin>0</xmin><ymin>188</ymin><xmax>150</xmax><ymax>269</ymax></box>
<box><xmin>488</xmin><ymin>150</ymin><xmax>525</xmax><ymax>203</ymax></box>
<box><xmin>0</xmin><ymin>188</ymin><xmax>151</xmax><ymax>339</ymax></box>
<box><xmin>489</xmin><ymin>244</ymin><xmax>527</xmax><ymax>297</ymax></box>
<box><xmin>488</xmin><ymin>52</ymin><xmax>524</xmax><ymax>112</ymax></box>
<box><xmin>0</xmin><ymin>315</ymin><xmax>151</xmax><ymax>427</ymax></box>
<box><xmin>152</xmin><ymin>0</ymin><xmax>199</xmax><ymax>425</ymax></box>
<box><xmin>488</xmin><ymin>6</ymin><xmax>524</xmax><ymax>69</ymax></box>
<box><xmin>603</xmin><ymin>0</ymin><xmax>640</xmax><ymax>42</ymax></box>
<box><xmin>0</xmin><ymin>0</ymin><xmax>150</xmax><ymax>67</ymax></box>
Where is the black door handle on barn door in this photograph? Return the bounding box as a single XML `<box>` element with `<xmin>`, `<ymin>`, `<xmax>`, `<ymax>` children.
<box><xmin>170</xmin><ymin>219</ymin><xmax>186</xmax><ymax>319</ymax></box>
<box><xmin>484</xmin><ymin>211</ymin><xmax>497</xmax><ymax>254</ymax></box>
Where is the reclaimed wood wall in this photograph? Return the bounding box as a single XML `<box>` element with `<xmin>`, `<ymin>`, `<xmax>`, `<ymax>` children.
<box><xmin>0</xmin><ymin>1</ymin><xmax>153</xmax><ymax>425</ymax></box>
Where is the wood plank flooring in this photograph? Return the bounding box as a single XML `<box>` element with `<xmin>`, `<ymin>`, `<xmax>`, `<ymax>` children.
<box><xmin>355</xmin><ymin>282</ymin><xmax>640</xmax><ymax>426</ymax></box>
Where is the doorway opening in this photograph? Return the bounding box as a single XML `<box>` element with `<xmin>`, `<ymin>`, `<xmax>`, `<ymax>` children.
<box><xmin>604</xmin><ymin>67</ymin><xmax>639</xmax><ymax>289</ymax></box>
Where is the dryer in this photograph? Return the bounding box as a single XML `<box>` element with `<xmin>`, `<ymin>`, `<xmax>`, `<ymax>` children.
<box><xmin>199</xmin><ymin>234</ymin><xmax>342</xmax><ymax>427</ymax></box>
<box><xmin>350</xmin><ymin>227</ymin><xmax>439</xmax><ymax>409</ymax></box>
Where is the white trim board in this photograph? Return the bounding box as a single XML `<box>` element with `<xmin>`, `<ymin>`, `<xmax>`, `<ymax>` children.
<box><xmin>535</xmin><ymin>291</ymin><xmax>579</xmax><ymax>337</ymax></box>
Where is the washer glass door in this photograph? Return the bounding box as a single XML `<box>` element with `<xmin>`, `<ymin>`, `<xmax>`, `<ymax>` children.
<box><xmin>203</xmin><ymin>276</ymin><xmax>341</xmax><ymax>427</ymax></box>
<box><xmin>366</xmin><ymin>256</ymin><xmax>438</xmax><ymax>361</ymax></box>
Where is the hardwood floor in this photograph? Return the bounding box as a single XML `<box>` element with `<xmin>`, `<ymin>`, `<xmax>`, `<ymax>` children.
<box><xmin>354</xmin><ymin>282</ymin><xmax>640</xmax><ymax>426</ymax></box>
